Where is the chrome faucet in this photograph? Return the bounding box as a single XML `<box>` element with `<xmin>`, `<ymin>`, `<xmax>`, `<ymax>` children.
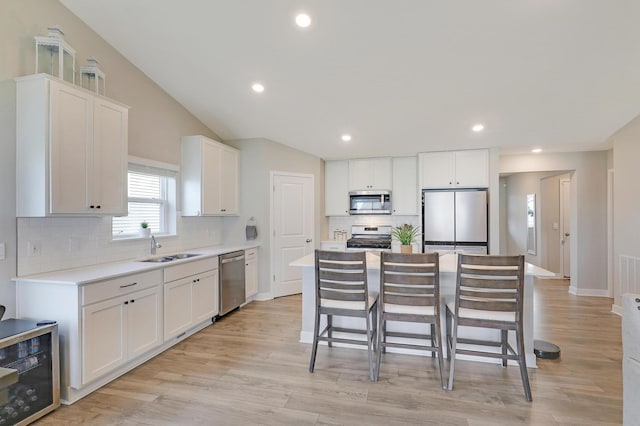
<box><xmin>150</xmin><ymin>235</ymin><xmax>162</xmax><ymax>256</ymax></box>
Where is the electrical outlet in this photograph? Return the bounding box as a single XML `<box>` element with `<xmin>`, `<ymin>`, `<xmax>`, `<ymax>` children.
<box><xmin>27</xmin><ymin>241</ymin><xmax>41</xmax><ymax>257</ymax></box>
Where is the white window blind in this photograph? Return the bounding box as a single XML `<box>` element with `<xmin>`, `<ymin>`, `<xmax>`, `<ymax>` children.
<box><xmin>112</xmin><ymin>171</ymin><xmax>172</xmax><ymax>238</ymax></box>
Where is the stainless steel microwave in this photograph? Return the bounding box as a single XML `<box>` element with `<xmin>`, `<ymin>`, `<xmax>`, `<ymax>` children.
<box><xmin>349</xmin><ymin>190</ymin><xmax>391</xmax><ymax>215</ymax></box>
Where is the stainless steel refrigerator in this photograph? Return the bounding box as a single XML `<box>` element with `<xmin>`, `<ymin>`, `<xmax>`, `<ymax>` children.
<box><xmin>422</xmin><ymin>189</ymin><xmax>488</xmax><ymax>254</ymax></box>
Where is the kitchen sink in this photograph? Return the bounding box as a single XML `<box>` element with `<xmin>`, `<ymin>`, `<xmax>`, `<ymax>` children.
<box><xmin>171</xmin><ymin>253</ymin><xmax>200</xmax><ymax>259</ymax></box>
<box><xmin>139</xmin><ymin>253</ymin><xmax>201</xmax><ymax>263</ymax></box>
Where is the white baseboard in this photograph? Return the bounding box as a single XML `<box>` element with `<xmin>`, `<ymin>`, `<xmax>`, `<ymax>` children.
<box><xmin>612</xmin><ymin>304</ymin><xmax>623</xmax><ymax>316</ymax></box>
<box><xmin>568</xmin><ymin>286</ymin><xmax>612</xmax><ymax>298</ymax></box>
<box><xmin>255</xmin><ymin>292</ymin><xmax>273</xmax><ymax>301</ymax></box>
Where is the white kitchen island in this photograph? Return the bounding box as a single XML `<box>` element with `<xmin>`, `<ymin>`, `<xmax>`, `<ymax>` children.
<box><xmin>290</xmin><ymin>252</ymin><xmax>555</xmax><ymax>368</ymax></box>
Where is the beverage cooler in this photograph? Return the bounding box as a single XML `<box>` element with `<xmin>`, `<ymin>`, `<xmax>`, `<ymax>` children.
<box><xmin>0</xmin><ymin>320</ymin><xmax>59</xmax><ymax>425</ymax></box>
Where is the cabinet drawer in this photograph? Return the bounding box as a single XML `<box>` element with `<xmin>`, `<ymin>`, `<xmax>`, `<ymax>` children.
<box><xmin>82</xmin><ymin>269</ymin><xmax>162</xmax><ymax>306</ymax></box>
<box><xmin>164</xmin><ymin>257</ymin><xmax>218</xmax><ymax>283</ymax></box>
<box><xmin>245</xmin><ymin>248</ymin><xmax>257</xmax><ymax>260</ymax></box>
<box><xmin>321</xmin><ymin>242</ymin><xmax>347</xmax><ymax>251</ymax></box>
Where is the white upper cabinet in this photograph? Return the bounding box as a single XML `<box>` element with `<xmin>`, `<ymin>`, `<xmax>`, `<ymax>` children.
<box><xmin>392</xmin><ymin>156</ymin><xmax>418</xmax><ymax>215</ymax></box>
<box><xmin>181</xmin><ymin>135</ymin><xmax>239</xmax><ymax>216</ymax></box>
<box><xmin>419</xmin><ymin>149</ymin><xmax>488</xmax><ymax>189</ymax></box>
<box><xmin>325</xmin><ymin>160</ymin><xmax>350</xmax><ymax>216</ymax></box>
<box><xmin>348</xmin><ymin>157</ymin><xmax>392</xmax><ymax>190</ymax></box>
<box><xmin>16</xmin><ymin>74</ymin><xmax>128</xmax><ymax>216</ymax></box>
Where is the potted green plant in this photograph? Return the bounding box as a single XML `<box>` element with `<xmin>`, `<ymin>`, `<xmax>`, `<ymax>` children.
<box><xmin>139</xmin><ymin>221</ymin><xmax>151</xmax><ymax>237</ymax></box>
<box><xmin>392</xmin><ymin>224</ymin><xmax>420</xmax><ymax>254</ymax></box>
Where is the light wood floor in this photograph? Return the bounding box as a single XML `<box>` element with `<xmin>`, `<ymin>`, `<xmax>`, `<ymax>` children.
<box><xmin>37</xmin><ymin>278</ymin><xmax>622</xmax><ymax>425</ymax></box>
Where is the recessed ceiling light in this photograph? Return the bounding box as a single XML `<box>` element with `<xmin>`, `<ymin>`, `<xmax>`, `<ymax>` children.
<box><xmin>472</xmin><ymin>124</ymin><xmax>484</xmax><ymax>132</ymax></box>
<box><xmin>295</xmin><ymin>13</ymin><xmax>311</xmax><ymax>28</ymax></box>
<box><xmin>251</xmin><ymin>83</ymin><xmax>264</xmax><ymax>93</ymax></box>
<box><xmin>531</xmin><ymin>148</ymin><xmax>542</xmax><ymax>153</ymax></box>
<box><xmin>341</xmin><ymin>134</ymin><xmax>352</xmax><ymax>142</ymax></box>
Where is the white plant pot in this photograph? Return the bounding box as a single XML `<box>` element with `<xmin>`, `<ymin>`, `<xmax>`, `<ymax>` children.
<box><xmin>139</xmin><ymin>228</ymin><xmax>151</xmax><ymax>238</ymax></box>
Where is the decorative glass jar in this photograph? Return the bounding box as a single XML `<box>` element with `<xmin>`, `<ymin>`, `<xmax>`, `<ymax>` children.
<box><xmin>35</xmin><ymin>26</ymin><xmax>76</xmax><ymax>83</ymax></box>
<box><xmin>80</xmin><ymin>58</ymin><xmax>106</xmax><ymax>95</ymax></box>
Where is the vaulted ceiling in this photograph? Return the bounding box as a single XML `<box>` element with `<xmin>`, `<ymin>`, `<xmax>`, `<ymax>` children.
<box><xmin>60</xmin><ymin>0</ymin><xmax>640</xmax><ymax>159</ymax></box>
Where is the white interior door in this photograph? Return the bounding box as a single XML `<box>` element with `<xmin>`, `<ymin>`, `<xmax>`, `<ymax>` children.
<box><xmin>272</xmin><ymin>173</ymin><xmax>314</xmax><ymax>298</ymax></box>
<box><xmin>560</xmin><ymin>178</ymin><xmax>571</xmax><ymax>278</ymax></box>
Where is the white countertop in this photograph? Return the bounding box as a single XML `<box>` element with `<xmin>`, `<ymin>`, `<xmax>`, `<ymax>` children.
<box><xmin>290</xmin><ymin>252</ymin><xmax>555</xmax><ymax>277</ymax></box>
<box><xmin>13</xmin><ymin>243</ymin><xmax>260</xmax><ymax>285</ymax></box>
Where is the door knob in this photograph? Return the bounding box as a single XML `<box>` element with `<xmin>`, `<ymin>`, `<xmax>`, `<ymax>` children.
<box><xmin>306</xmin><ymin>238</ymin><xmax>312</xmax><ymax>243</ymax></box>
<box><xmin>564</xmin><ymin>233</ymin><xmax>570</xmax><ymax>237</ymax></box>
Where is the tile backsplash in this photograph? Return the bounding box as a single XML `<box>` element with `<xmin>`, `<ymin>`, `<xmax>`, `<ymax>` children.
<box><xmin>327</xmin><ymin>215</ymin><xmax>420</xmax><ymax>240</ymax></box>
<box><xmin>17</xmin><ymin>215</ymin><xmax>224</xmax><ymax>276</ymax></box>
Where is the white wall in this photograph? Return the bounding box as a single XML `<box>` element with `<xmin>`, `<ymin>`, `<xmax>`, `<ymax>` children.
<box><xmin>610</xmin><ymin>115</ymin><xmax>640</xmax><ymax>309</ymax></box>
<box><xmin>500</xmin><ymin>151</ymin><xmax>609</xmax><ymax>295</ymax></box>
<box><xmin>225</xmin><ymin>138</ymin><xmax>326</xmax><ymax>299</ymax></box>
<box><xmin>0</xmin><ymin>0</ymin><xmax>222</xmax><ymax>315</ymax></box>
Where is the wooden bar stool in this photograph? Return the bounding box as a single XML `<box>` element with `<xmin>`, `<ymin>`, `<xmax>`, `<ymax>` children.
<box><xmin>309</xmin><ymin>250</ymin><xmax>378</xmax><ymax>381</ymax></box>
<box><xmin>375</xmin><ymin>252</ymin><xmax>445</xmax><ymax>388</ymax></box>
<box><xmin>445</xmin><ymin>254</ymin><xmax>532</xmax><ymax>401</ymax></box>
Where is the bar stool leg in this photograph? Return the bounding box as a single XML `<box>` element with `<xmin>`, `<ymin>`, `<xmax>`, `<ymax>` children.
<box><xmin>516</xmin><ymin>322</ymin><xmax>532</xmax><ymax>401</ymax></box>
<box><xmin>309</xmin><ymin>308</ymin><xmax>321</xmax><ymax>373</ymax></box>
<box><xmin>501</xmin><ymin>329</ymin><xmax>508</xmax><ymax>367</ymax></box>
<box><xmin>447</xmin><ymin>315</ymin><xmax>458</xmax><ymax>391</ymax></box>
<box><xmin>430</xmin><ymin>324</ymin><xmax>436</xmax><ymax>359</ymax></box>
<box><xmin>375</xmin><ymin>312</ymin><xmax>383</xmax><ymax>381</ymax></box>
<box><xmin>435</xmin><ymin>311</ymin><xmax>445</xmax><ymax>389</ymax></box>
<box><xmin>366</xmin><ymin>312</ymin><xmax>374</xmax><ymax>381</ymax></box>
<box><xmin>445</xmin><ymin>307</ymin><xmax>452</xmax><ymax>361</ymax></box>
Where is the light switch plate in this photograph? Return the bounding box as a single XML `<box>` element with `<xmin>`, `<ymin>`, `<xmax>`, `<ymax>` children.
<box><xmin>0</xmin><ymin>243</ymin><xmax>4</xmax><ymax>260</ymax></box>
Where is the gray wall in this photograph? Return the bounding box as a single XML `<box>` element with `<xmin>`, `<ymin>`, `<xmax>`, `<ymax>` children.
<box><xmin>500</xmin><ymin>151</ymin><xmax>609</xmax><ymax>295</ymax></box>
<box><xmin>0</xmin><ymin>0</ymin><xmax>219</xmax><ymax>316</ymax></box>
<box><xmin>225</xmin><ymin>138</ymin><xmax>327</xmax><ymax>298</ymax></box>
<box><xmin>611</xmin><ymin>115</ymin><xmax>640</xmax><ymax>308</ymax></box>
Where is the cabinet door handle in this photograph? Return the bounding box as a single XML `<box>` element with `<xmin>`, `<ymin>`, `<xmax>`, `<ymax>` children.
<box><xmin>130</xmin><ymin>299</ymin><xmax>135</xmax><ymax>303</ymax></box>
<box><xmin>96</xmin><ymin>205</ymin><xmax>101</xmax><ymax>209</ymax></box>
<box><xmin>124</xmin><ymin>301</ymin><xmax>128</xmax><ymax>305</ymax></box>
<box><xmin>120</xmin><ymin>282</ymin><xmax>138</xmax><ymax>288</ymax></box>
<box><xmin>89</xmin><ymin>205</ymin><xmax>95</xmax><ymax>209</ymax></box>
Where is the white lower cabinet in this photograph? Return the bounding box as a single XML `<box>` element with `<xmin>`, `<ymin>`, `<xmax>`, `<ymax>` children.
<box><xmin>14</xmin><ymin>252</ymin><xmax>231</xmax><ymax>404</ymax></box>
<box><xmin>164</xmin><ymin>259</ymin><xmax>219</xmax><ymax>342</ymax></box>
<box><xmin>245</xmin><ymin>248</ymin><xmax>258</xmax><ymax>298</ymax></box>
<box><xmin>82</xmin><ymin>285</ymin><xmax>162</xmax><ymax>385</ymax></box>
<box><xmin>320</xmin><ymin>241</ymin><xmax>347</xmax><ymax>251</ymax></box>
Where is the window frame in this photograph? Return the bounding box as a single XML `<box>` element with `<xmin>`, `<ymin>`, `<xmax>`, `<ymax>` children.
<box><xmin>112</xmin><ymin>157</ymin><xmax>179</xmax><ymax>240</ymax></box>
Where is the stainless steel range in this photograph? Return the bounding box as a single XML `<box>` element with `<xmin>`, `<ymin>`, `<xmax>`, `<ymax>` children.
<box><xmin>346</xmin><ymin>225</ymin><xmax>392</xmax><ymax>251</ymax></box>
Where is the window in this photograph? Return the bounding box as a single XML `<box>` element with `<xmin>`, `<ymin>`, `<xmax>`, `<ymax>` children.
<box><xmin>112</xmin><ymin>160</ymin><xmax>177</xmax><ymax>238</ymax></box>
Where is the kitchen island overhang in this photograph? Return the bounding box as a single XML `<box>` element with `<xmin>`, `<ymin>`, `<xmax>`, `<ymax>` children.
<box><xmin>291</xmin><ymin>252</ymin><xmax>555</xmax><ymax>368</ymax></box>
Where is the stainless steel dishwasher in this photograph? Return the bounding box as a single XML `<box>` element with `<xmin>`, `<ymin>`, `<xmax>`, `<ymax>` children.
<box><xmin>219</xmin><ymin>251</ymin><xmax>246</xmax><ymax>316</ymax></box>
